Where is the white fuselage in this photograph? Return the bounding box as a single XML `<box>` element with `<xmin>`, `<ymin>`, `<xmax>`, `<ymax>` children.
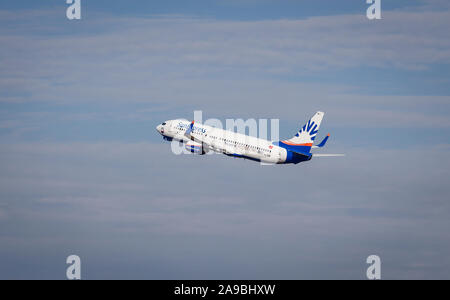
<box><xmin>157</xmin><ymin>119</ymin><xmax>290</xmax><ymax>164</ymax></box>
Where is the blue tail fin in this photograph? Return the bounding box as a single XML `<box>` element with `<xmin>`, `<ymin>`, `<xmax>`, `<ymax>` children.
<box><xmin>275</xmin><ymin>111</ymin><xmax>325</xmax><ymax>154</ymax></box>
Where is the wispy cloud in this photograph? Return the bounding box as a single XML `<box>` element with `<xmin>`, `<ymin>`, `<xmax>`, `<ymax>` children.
<box><xmin>0</xmin><ymin>141</ymin><xmax>450</xmax><ymax>278</ymax></box>
<box><xmin>1</xmin><ymin>8</ymin><xmax>449</xmax><ymax>131</ymax></box>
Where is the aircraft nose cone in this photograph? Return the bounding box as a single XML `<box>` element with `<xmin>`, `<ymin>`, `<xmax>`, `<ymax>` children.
<box><xmin>156</xmin><ymin>124</ymin><xmax>162</xmax><ymax>133</ymax></box>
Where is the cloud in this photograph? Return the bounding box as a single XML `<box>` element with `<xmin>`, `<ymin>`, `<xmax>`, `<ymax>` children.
<box><xmin>2</xmin><ymin>11</ymin><xmax>450</xmax><ymax>81</ymax></box>
<box><xmin>0</xmin><ymin>141</ymin><xmax>450</xmax><ymax>278</ymax></box>
<box><xmin>1</xmin><ymin>8</ymin><xmax>449</xmax><ymax>131</ymax></box>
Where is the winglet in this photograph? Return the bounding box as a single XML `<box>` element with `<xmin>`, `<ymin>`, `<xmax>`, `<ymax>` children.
<box><xmin>314</xmin><ymin>134</ymin><xmax>330</xmax><ymax>148</ymax></box>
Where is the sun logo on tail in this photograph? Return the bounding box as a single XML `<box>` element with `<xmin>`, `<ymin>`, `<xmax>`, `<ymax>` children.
<box><xmin>295</xmin><ymin>120</ymin><xmax>318</xmax><ymax>139</ymax></box>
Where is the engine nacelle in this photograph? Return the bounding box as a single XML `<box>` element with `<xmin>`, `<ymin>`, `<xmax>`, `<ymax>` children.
<box><xmin>185</xmin><ymin>141</ymin><xmax>206</xmax><ymax>155</ymax></box>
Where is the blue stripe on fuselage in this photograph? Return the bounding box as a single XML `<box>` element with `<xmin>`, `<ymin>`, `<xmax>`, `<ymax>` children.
<box><xmin>273</xmin><ymin>141</ymin><xmax>311</xmax><ymax>155</ymax></box>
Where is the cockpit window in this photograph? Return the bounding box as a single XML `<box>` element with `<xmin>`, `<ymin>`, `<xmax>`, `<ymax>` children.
<box><xmin>162</xmin><ymin>122</ymin><xmax>166</xmax><ymax>125</ymax></box>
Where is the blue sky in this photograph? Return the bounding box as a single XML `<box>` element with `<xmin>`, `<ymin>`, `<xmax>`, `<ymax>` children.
<box><xmin>1</xmin><ymin>0</ymin><xmax>450</xmax><ymax>279</ymax></box>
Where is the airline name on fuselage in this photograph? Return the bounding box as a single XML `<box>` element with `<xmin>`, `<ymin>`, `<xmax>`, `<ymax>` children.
<box><xmin>178</xmin><ymin>121</ymin><xmax>207</xmax><ymax>134</ymax></box>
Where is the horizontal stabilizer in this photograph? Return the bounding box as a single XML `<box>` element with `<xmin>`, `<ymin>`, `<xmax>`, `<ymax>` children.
<box><xmin>312</xmin><ymin>134</ymin><xmax>330</xmax><ymax>148</ymax></box>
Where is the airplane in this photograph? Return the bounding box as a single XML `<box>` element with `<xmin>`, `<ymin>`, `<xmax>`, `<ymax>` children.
<box><xmin>156</xmin><ymin>111</ymin><xmax>344</xmax><ymax>164</ymax></box>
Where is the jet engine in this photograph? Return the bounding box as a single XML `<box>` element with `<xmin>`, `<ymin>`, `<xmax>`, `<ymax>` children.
<box><xmin>185</xmin><ymin>141</ymin><xmax>206</xmax><ymax>155</ymax></box>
